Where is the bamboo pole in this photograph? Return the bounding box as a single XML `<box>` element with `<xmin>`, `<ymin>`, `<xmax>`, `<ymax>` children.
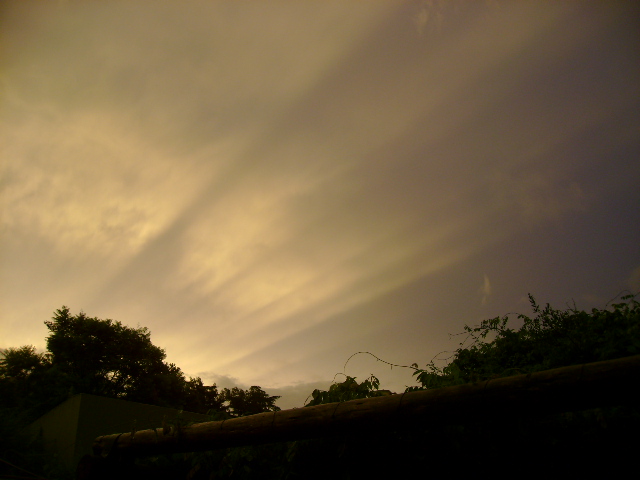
<box><xmin>92</xmin><ymin>355</ymin><xmax>640</xmax><ymax>459</ymax></box>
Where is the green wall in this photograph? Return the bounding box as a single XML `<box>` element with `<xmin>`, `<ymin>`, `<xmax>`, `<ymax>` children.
<box><xmin>27</xmin><ymin>394</ymin><xmax>211</xmax><ymax>469</ymax></box>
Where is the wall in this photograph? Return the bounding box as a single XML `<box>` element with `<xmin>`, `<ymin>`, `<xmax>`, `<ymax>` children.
<box><xmin>27</xmin><ymin>393</ymin><xmax>211</xmax><ymax>470</ymax></box>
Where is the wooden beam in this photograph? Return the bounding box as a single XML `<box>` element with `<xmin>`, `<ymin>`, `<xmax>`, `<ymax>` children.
<box><xmin>92</xmin><ymin>355</ymin><xmax>640</xmax><ymax>459</ymax></box>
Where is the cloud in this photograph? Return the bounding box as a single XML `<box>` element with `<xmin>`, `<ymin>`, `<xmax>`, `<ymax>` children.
<box><xmin>193</xmin><ymin>371</ymin><xmax>318</xmax><ymax>410</ymax></box>
<box><xmin>413</xmin><ymin>3</ymin><xmax>431</xmax><ymax>37</ymax></box>
<box><xmin>195</xmin><ymin>372</ymin><xmax>244</xmax><ymax>391</ymax></box>
<box><xmin>480</xmin><ymin>274</ymin><xmax>492</xmax><ymax>306</ymax></box>
<box><xmin>0</xmin><ymin>105</ymin><xmax>231</xmax><ymax>266</ymax></box>
<box><xmin>2</xmin><ymin>0</ymin><xmax>638</xmax><ymax>408</ymax></box>
<box><xmin>267</xmin><ymin>381</ymin><xmax>333</xmax><ymax>410</ymax></box>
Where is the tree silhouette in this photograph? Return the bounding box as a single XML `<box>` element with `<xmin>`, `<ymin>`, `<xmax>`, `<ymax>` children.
<box><xmin>221</xmin><ymin>385</ymin><xmax>281</xmax><ymax>417</ymax></box>
<box><xmin>0</xmin><ymin>307</ymin><xmax>234</xmax><ymax>419</ymax></box>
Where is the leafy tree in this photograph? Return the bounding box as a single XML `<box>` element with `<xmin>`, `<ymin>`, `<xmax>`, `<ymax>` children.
<box><xmin>0</xmin><ymin>345</ymin><xmax>48</xmax><ymax>379</ymax></box>
<box><xmin>183</xmin><ymin>377</ymin><xmax>226</xmax><ymax>415</ymax></box>
<box><xmin>1</xmin><ymin>307</ymin><xmax>291</xmax><ymax>478</ymax></box>
<box><xmin>0</xmin><ymin>345</ymin><xmax>61</xmax><ymax>418</ymax></box>
<box><xmin>409</xmin><ymin>293</ymin><xmax>640</xmax><ymax>390</ymax></box>
<box><xmin>220</xmin><ymin>386</ymin><xmax>280</xmax><ymax>417</ymax></box>
<box><xmin>392</xmin><ymin>294</ymin><xmax>640</xmax><ymax>476</ymax></box>
<box><xmin>42</xmin><ymin>306</ymin><xmax>187</xmax><ymax>407</ymax></box>
<box><xmin>0</xmin><ymin>306</ymin><xmax>233</xmax><ymax>420</ymax></box>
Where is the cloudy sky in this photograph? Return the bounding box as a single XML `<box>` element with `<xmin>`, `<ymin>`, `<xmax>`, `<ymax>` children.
<box><xmin>1</xmin><ymin>1</ymin><xmax>639</xmax><ymax>409</ymax></box>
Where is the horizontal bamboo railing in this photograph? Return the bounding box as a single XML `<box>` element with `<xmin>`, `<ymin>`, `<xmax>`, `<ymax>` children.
<box><xmin>91</xmin><ymin>355</ymin><xmax>640</xmax><ymax>460</ymax></box>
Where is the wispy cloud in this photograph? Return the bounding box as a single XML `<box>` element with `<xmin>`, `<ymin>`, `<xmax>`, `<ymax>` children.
<box><xmin>480</xmin><ymin>274</ymin><xmax>492</xmax><ymax>306</ymax></box>
<box><xmin>1</xmin><ymin>1</ymin><xmax>638</xmax><ymax>403</ymax></box>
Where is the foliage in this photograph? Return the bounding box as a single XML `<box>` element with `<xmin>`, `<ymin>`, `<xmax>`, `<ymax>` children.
<box><xmin>42</xmin><ymin>306</ymin><xmax>188</xmax><ymax>407</ymax></box>
<box><xmin>0</xmin><ymin>307</ymin><xmax>282</xmax><ymax>424</ymax></box>
<box><xmin>409</xmin><ymin>293</ymin><xmax>640</xmax><ymax>390</ymax></box>
<box><xmin>155</xmin><ymin>291</ymin><xmax>637</xmax><ymax>478</ymax></box>
<box><xmin>304</xmin><ymin>374</ymin><xmax>389</xmax><ymax>407</ymax></box>
<box><xmin>0</xmin><ymin>345</ymin><xmax>56</xmax><ymax>417</ymax></box>
<box><xmin>1</xmin><ymin>307</ymin><xmax>288</xmax><ymax>479</ymax></box>
<box><xmin>183</xmin><ymin>377</ymin><xmax>226</xmax><ymax>415</ymax></box>
<box><xmin>3</xmin><ymin>295</ymin><xmax>639</xmax><ymax>478</ymax></box>
<box><xmin>0</xmin><ymin>345</ymin><xmax>48</xmax><ymax>379</ymax></box>
<box><xmin>285</xmin><ymin>292</ymin><xmax>640</xmax><ymax>478</ymax></box>
<box><xmin>221</xmin><ymin>385</ymin><xmax>281</xmax><ymax>417</ymax></box>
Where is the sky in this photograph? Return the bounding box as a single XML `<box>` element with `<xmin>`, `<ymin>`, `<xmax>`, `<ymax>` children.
<box><xmin>1</xmin><ymin>0</ymin><xmax>639</xmax><ymax>410</ymax></box>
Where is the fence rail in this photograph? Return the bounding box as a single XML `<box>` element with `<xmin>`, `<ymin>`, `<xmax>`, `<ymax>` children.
<box><xmin>79</xmin><ymin>355</ymin><xmax>640</xmax><ymax>478</ymax></box>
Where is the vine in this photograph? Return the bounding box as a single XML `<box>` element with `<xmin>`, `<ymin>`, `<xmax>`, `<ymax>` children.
<box><xmin>314</xmin><ymin>291</ymin><xmax>640</xmax><ymax>397</ymax></box>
